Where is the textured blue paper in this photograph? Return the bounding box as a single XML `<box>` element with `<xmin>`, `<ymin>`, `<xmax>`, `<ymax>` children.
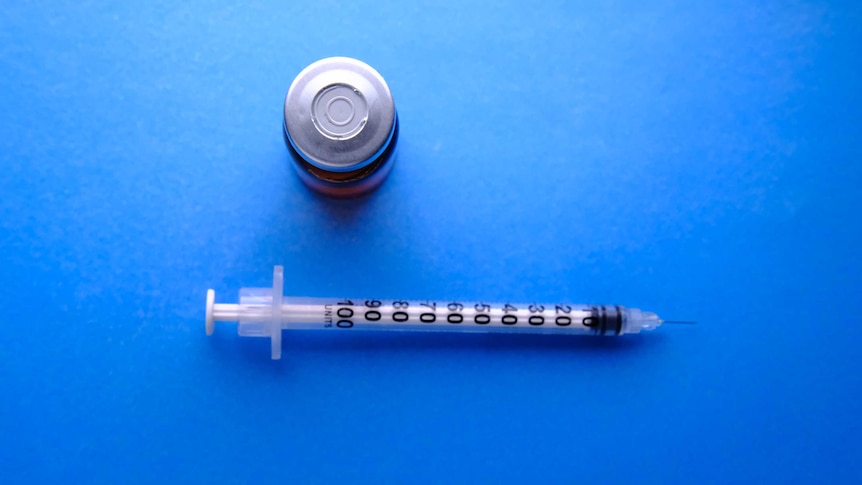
<box><xmin>2</xmin><ymin>1</ymin><xmax>860</xmax><ymax>483</ymax></box>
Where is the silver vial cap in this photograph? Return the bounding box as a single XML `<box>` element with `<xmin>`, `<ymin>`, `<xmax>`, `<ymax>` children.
<box><xmin>284</xmin><ymin>57</ymin><xmax>396</xmax><ymax>172</ymax></box>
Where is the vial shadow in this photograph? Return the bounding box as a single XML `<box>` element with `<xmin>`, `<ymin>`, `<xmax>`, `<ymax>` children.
<box><xmin>284</xmin><ymin>152</ymin><xmax>385</xmax><ymax>226</ymax></box>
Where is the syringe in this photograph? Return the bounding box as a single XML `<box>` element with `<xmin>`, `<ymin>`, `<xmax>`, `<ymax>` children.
<box><xmin>206</xmin><ymin>266</ymin><xmax>689</xmax><ymax>359</ymax></box>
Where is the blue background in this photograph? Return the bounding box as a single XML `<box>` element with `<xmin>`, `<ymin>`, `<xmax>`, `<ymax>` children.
<box><xmin>2</xmin><ymin>1</ymin><xmax>860</xmax><ymax>483</ymax></box>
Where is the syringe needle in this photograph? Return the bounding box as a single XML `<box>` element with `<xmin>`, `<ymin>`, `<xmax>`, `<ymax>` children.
<box><xmin>661</xmin><ymin>320</ymin><xmax>697</xmax><ymax>324</ymax></box>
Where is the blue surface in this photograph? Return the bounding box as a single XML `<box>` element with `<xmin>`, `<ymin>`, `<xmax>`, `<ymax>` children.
<box><xmin>2</xmin><ymin>1</ymin><xmax>861</xmax><ymax>483</ymax></box>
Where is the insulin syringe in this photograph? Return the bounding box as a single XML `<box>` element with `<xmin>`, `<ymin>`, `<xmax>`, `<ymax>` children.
<box><xmin>206</xmin><ymin>266</ymin><xmax>690</xmax><ymax>359</ymax></box>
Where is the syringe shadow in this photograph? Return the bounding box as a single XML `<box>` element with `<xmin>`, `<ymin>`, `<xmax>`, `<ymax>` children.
<box><xmin>207</xmin><ymin>330</ymin><xmax>670</xmax><ymax>374</ymax></box>
<box><xmin>292</xmin><ymin>330</ymin><xmax>663</xmax><ymax>352</ymax></box>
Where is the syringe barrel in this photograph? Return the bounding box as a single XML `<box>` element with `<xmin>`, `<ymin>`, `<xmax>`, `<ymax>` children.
<box><xmin>206</xmin><ymin>266</ymin><xmax>664</xmax><ymax>359</ymax></box>
<box><xmin>230</xmin><ymin>289</ymin><xmax>657</xmax><ymax>337</ymax></box>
